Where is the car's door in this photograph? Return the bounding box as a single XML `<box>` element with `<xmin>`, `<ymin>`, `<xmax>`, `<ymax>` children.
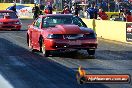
<box><xmin>31</xmin><ymin>17</ymin><xmax>42</xmax><ymax>49</ymax></box>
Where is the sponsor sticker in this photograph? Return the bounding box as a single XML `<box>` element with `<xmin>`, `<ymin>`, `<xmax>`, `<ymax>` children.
<box><xmin>77</xmin><ymin>66</ymin><xmax>131</xmax><ymax>84</ymax></box>
<box><xmin>85</xmin><ymin>74</ymin><xmax>130</xmax><ymax>83</ymax></box>
<box><xmin>126</xmin><ymin>23</ymin><xmax>132</xmax><ymax>42</ymax></box>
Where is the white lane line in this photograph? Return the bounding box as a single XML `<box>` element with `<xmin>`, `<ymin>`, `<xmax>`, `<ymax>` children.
<box><xmin>0</xmin><ymin>74</ymin><xmax>14</xmax><ymax>88</ymax></box>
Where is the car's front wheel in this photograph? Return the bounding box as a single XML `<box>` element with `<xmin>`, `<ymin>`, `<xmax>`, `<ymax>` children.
<box><xmin>41</xmin><ymin>43</ymin><xmax>50</xmax><ymax>57</ymax></box>
<box><xmin>39</xmin><ymin>38</ymin><xmax>50</xmax><ymax>57</ymax></box>
<box><xmin>87</xmin><ymin>49</ymin><xmax>95</xmax><ymax>56</ymax></box>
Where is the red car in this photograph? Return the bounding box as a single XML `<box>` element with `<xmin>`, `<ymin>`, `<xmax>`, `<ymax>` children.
<box><xmin>27</xmin><ymin>14</ymin><xmax>97</xmax><ymax>56</ymax></box>
<box><xmin>0</xmin><ymin>10</ymin><xmax>21</xmax><ymax>30</ymax></box>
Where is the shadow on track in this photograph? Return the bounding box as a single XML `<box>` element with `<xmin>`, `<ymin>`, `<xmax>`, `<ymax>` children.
<box><xmin>49</xmin><ymin>51</ymin><xmax>96</xmax><ymax>59</ymax></box>
<box><xmin>0</xmin><ymin>38</ymin><xmax>109</xmax><ymax>88</ymax></box>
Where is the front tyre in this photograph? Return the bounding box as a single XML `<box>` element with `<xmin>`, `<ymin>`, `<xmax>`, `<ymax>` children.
<box><xmin>87</xmin><ymin>49</ymin><xmax>95</xmax><ymax>56</ymax></box>
<box><xmin>41</xmin><ymin>40</ymin><xmax>50</xmax><ymax>57</ymax></box>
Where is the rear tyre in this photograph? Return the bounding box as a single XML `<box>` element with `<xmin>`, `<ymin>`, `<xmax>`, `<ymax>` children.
<box><xmin>27</xmin><ymin>34</ymin><xmax>35</xmax><ymax>52</ymax></box>
<box><xmin>87</xmin><ymin>49</ymin><xmax>95</xmax><ymax>56</ymax></box>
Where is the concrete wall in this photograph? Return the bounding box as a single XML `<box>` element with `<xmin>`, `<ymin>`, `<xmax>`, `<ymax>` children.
<box><xmin>82</xmin><ymin>18</ymin><xmax>132</xmax><ymax>44</ymax></box>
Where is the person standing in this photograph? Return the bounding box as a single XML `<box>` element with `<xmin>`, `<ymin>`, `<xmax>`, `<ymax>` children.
<box><xmin>44</xmin><ymin>2</ymin><xmax>53</xmax><ymax>14</ymax></box>
<box><xmin>62</xmin><ymin>6</ymin><xmax>71</xmax><ymax>14</ymax></box>
<box><xmin>94</xmin><ymin>5</ymin><xmax>98</xmax><ymax>19</ymax></box>
<box><xmin>87</xmin><ymin>4</ymin><xmax>95</xmax><ymax>19</ymax></box>
<box><xmin>71</xmin><ymin>5</ymin><xmax>75</xmax><ymax>14</ymax></box>
<box><xmin>100</xmin><ymin>0</ymin><xmax>108</xmax><ymax>12</ymax></box>
<box><xmin>97</xmin><ymin>8</ymin><xmax>108</xmax><ymax>20</ymax></box>
<box><xmin>47</xmin><ymin>4</ymin><xmax>53</xmax><ymax>14</ymax></box>
<box><xmin>32</xmin><ymin>4</ymin><xmax>40</xmax><ymax>19</ymax></box>
<box><xmin>8</xmin><ymin>3</ymin><xmax>16</xmax><ymax>12</ymax></box>
<box><xmin>87</xmin><ymin>4</ymin><xmax>98</xmax><ymax>19</ymax></box>
<box><xmin>123</xmin><ymin>10</ymin><xmax>132</xmax><ymax>22</ymax></box>
<box><xmin>74</xmin><ymin>6</ymin><xmax>79</xmax><ymax>16</ymax></box>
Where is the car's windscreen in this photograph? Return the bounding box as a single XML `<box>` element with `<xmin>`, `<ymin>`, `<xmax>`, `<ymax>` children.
<box><xmin>42</xmin><ymin>16</ymin><xmax>87</xmax><ymax>28</ymax></box>
<box><xmin>0</xmin><ymin>12</ymin><xmax>18</xmax><ymax>19</ymax></box>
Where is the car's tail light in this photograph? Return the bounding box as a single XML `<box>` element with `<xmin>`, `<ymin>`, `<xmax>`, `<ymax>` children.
<box><xmin>83</xmin><ymin>33</ymin><xmax>96</xmax><ymax>39</ymax></box>
<box><xmin>47</xmin><ymin>34</ymin><xmax>63</xmax><ymax>39</ymax></box>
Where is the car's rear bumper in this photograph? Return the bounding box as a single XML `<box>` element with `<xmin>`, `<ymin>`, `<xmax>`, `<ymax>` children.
<box><xmin>0</xmin><ymin>24</ymin><xmax>21</xmax><ymax>30</ymax></box>
<box><xmin>45</xmin><ymin>39</ymin><xmax>98</xmax><ymax>50</ymax></box>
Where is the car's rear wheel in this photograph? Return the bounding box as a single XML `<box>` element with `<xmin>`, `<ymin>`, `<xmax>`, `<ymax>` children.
<box><xmin>87</xmin><ymin>49</ymin><xmax>95</xmax><ymax>56</ymax></box>
<box><xmin>27</xmin><ymin>34</ymin><xmax>35</xmax><ymax>52</ymax></box>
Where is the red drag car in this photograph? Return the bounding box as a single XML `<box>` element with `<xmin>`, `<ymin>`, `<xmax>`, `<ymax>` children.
<box><xmin>27</xmin><ymin>14</ymin><xmax>98</xmax><ymax>56</ymax></box>
<box><xmin>0</xmin><ymin>10</ymin><xmax>21</xmax><ymax>30</ymax></box>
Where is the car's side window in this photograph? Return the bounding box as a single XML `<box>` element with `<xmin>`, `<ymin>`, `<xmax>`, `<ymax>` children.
<box><xmin>72</xmin><ymin>17</ymin><xmax>87</xmax><ymax>27</ymax></box>
<box><xmin>34</xmin><ymin>18</ymin><xmax>41</xmax><ymax>28</ymax></box>
<box><xmin>72</xmin><ymin>17</ymin><xmax>82</xmax><ymax>26</ymax></box>
<box><xmin>42</xmin><ymin>17</ymin><xmax>50</xmax><ymax>28</ymax></box>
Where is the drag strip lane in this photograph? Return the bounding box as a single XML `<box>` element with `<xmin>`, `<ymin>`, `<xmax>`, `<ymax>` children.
<box><xmin>0</xmin><ymin>30</ymin><xmax>132</xmax><ymax>88</ymax></box>
<box><xmin>0</xmin><ymin>32</ymin><xmax>110</xmax><ymax>88</ymax></box>
<box><xmin>0</xmin><ymin>19</ymin><xmax>132</xmax><ymax>88</ymax></box>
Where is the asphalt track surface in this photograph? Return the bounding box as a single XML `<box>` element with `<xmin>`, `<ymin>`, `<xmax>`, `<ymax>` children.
<box><xmin>0</xmin><ymin>19</ymin><xmax>132</xmax><ymax>88</ymax></box>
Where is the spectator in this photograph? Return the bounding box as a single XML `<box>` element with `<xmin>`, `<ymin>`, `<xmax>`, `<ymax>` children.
<box><xmin>101</xmin><ymin>0</ymin><xmax>108</xmax><ymax>12</ymax></box>
<box><xmin>32</xmin><ymin>4</ymin><xmax>40</xmax><ymax>19</ymax></box>
<box><xmin>39</xmin><ymin>1</ymin><xmax>45</xmax><ymax>10</ymax></box>
<box><xmin>71</xmin><ymin>5</ymin><xmax>75</xmax><ymax>14</ymax></box>
<box><xmin>122</xmin><ymin>9</ymin><xmax>129</xmax><ymax>21</ymax></box>
<box><xmin>109</xmin><ymin>1</ymin><xmax>116</xmax><ymax>12</ymax></box>
<box><xmin>47</xmin><ymin>4</ymin><xmax>53</xmax><ymax>14</ymax></box>
<box><xmin>62</xmin><ymin>6</ymin><xmax>71</xmax><ymax>14</ymax></box>
<box><xmin>86</xmin><ymin>4</ymin><xmax>98</xmax><ymax>19</ymax></box>
<box><xmin>74</xmin><ymin>6</ymin><xmax>79</xmax><ymax>16</ymax></box>
<box><xmin>115</xmin><ymin>1</ymin><xmax>120</xmax><ymax>12</ymax></box>
<box><xmin>125</xmin><ymin>11</ymin><xmax>132</xmax><ymax>22</ymax></box>
<box><xmin>97</xmin><ymin>8</ymin><xmax>108</xmax><ymax>20</ymax></box>
<box><xmin>94</xmin><ymin>5</ymin><xmax>99</xmax><ymax>19</ymax></box>
<box><xmin>8</xmin><ymin>3</ymin><xmax>16</xmax><ymax>12</ymax></box>
<box><xmin>44</xmin><ymin>2</ymin><xmax>53</xmax><ymax>14</ymax></box>
<box><xmin>87</xmin><ymin>4</ymin><xmax>94</xmax><ymax>19</ymax></box>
